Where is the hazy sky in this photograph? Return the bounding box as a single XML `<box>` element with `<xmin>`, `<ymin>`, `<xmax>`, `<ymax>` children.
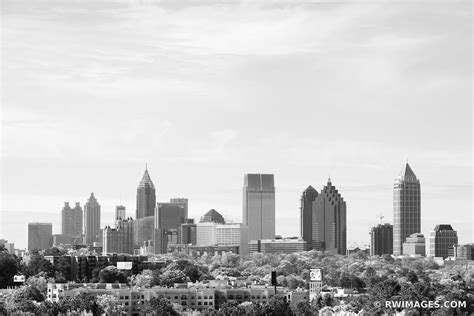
<box><xmin>1</xmin><ymin>0</ymin><xmax>472</xmax><ymax>249</ymax></box>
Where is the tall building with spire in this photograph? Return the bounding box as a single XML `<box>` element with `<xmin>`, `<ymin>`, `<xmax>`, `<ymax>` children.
<box><xmin>136</xmin><ymin>167</ymin><xmax>156</xmax><ymax>219</ymax></box>
<box><xmin>311</xmin><ymin>178</ymin><xmax>347</xmax><ymax>255</ymax></box>
<box><xmin>300</xmin><ymin>186</ymin><xmax>318</xmax><ymax>250</ymax></box>
<box><xmin>84</xmin><ymin>193</ymin><xmax>101</xmax><ymax>244</ymax></box>
<box><xmin>393</xmin><ymin>163</ymin><xmax>421</xmax><ymax>255</ymax></box>
<box><xmin>243</xmin><ymin>174</ymin><xmax>275</xmax><ymax>241</ymax></box>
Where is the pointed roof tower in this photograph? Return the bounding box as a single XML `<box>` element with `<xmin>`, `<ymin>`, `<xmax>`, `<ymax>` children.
<box><xmin>138</xmin><ymin>167</ymin><xmax>155</xmax><ymax>189</ymax></box>
<box><xmin>398</xmin><ymin>163</ymin><xmax>417</xmax><ymax>181</ymax></box>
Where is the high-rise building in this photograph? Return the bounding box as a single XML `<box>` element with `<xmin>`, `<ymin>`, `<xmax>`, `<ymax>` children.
<box><xmin>216</xmin><ymin>223</ymin><xmax>249</xmax><ymax>255</ymax></box>
<box><xmin>115</xmin><ymin>205</ymin><xmax>126</xmax><ymax>220</ymax></box>
<box><xmin>170</xmin><ymin>198</ymin><xmax>188</xmax><ymax>220</ymax></box>
<box><xmin>311</xmin><ymin>179</ymin><xmax>347</xmax><ymax>255</ymax></box>
<box><xmin>103</xmin><ymin>218</ymin><xmax>134</xmax><ymax>254</ymax></box>
<box><xmin>153</xmin><ymin>202</ymin><xmax>187</xmax><ymax>254</ymax></box>
<box><xmin>136</xmin><ymin>167</ymin><xmax>156</xmax><ymax>219</ymax></box>
<box><xmin>61</xmin><ymin>202</ymin><xmax>83</xmax><ymax>244</ymax></box>
<box><xmin>429</xmin><ymin>224</ymin><xmax>458</xmax><ymax>259</ymax></box>
<box><xmin>72</xmin><ymin>202</ymin><xmax>83</xmax><ymax>237</ymax></box>
<box><xmin>243</xmin><ymin>174</ymin><xmax>275</xmax><ymax>241</ymax></box>
<box><xmin>133</xmin><ymin>216</ymin><xmax>154</xmax><ymax>248</ymax></box>
<box><xmin>370</xmin><ymin>223</ymin><xmax>393</xmax><ymax>256</ymax></box>
<box><xmin>402</xmin><ymin>233</ymin><xmax>425</xmax><ymax>256</ymax></box>
<box><xmin>84</xmin><ymin>193</ymin><xmax>101</xmax><ymax>245</ymax></box>
<box><xmin>200</xmin><ymin>209</ymin><xmax>225</xmax><ymax>224</ymax></box>
<box><xmin>300</xmin><ymin>186</ymin><xmax>318</xmax><ymax>250</ymax></box>
<box><xmin>180</xmin><ymin>219</ymin><xmax>197</xmax><ymax>245</ymax></box>
<box><xmin>61</xmin><ymin>202</ymin><xmax>73</xmax><ymax>236</ymax></box>
<box><xmin>28</xmin><ymin>223</ymin><xmax>53</xmax><ymax>251</ymax></box>
<box><xmin>393</xmin><ymin>163</ymin><xmax>421</xmax><ymax>256</ymax></box>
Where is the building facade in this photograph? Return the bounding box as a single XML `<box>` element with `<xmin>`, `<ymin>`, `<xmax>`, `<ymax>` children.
<box><xmin>84</xmin><ymin>193</ymin><xmax>101</xmax><ymax>245</ymax></box>
<box><xmin>103</xmin><ymin>218</ymin><xmax>134</xmax><ymax>254</ymax></box>
<box><xmin>453</xmin><ymin>244</ymin><xmax>474</xmax><ymax>260</ymax></box>
<box><xmin>216</xmin><ymin>223</ymin><xmax>249</xmax><ymax>255</ymax></box>
<box><xmin>393</xmin><ymin>163</ymin><xmax>421</xmax><ymax>255</ymax></box>
<box><xmin>429</xmin><ymin>224</ymin><xmax>458</xmax><ymax>259</ymax></box>
<box><xmin>311</xmin><ymin>179</ymin><xmax>347</xmax><ymax>255</ymax></box>
<box><xmin>243</xmin><ymin>174</ymin><xmax>275</xmax><ymax>241</ymax></box>
<box><xmin>136</xmin><ymin>168</ymin><xmax>156</xmax><ymax>219</ymax></box>
<box><xmin>248</xmin><ymin>238</ymin><xmax>307</xmax><ymax>254</ymax></box>
<box><xmin>115</xmin><ymin>205</ymin><xmax>126</xmax><ymax>220</ymax></box>
<box><xmin>61</xmin><ymin>202</ymin><xmax>83</xmax><ymax>240</ymax></box>
<box><xmin>180</xmin><ymin>219</ymin><xmax>197</xmax><ymax>245</ymax></box>
<box><xmin>402</xmin><ymin>233</ymin><xmax>425</xmax><ymax>256</ymax></box>
<box><xmin>196</xmin><ymin>222</ymin><xmax>218</xmax><ymax>246</ymax></box>
<box><xmin>370</xmin><ymin>223</ymin><xmax>393</xmax><ymax>256</ymax></box>
<box><xmin>170</xmin><ymin>198</ymin><xmax>188</xmax><ymax>221</ymax></box>
<box><xmin>300</xmin><ymin>186</ymin><xmax>318</xmax><ymax>250</ymax></box>
<box><xmin>28</xmin><ymin>222</ymin><xmax>53</xmax><ymax>251</ymax></box>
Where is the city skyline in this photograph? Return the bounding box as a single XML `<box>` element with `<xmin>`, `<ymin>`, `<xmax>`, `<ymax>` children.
<box><xmin>2</xmin><ymin>1</ymin><xmax>472</xmax><ymax>249</ymax></box>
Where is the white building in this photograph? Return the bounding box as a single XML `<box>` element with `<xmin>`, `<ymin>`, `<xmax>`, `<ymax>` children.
<box><xmin>216</xmin><ymin>223</ymin><xmax>249</xmax><ymax>255</ymax></box>
<box><xmin>196</xmin><ymin>222</ymin><xmax>218</xmax><ymax>246</ymax></box>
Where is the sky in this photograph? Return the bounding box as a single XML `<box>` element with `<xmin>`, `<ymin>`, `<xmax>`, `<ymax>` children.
<box><xmin>1</xmin><ymin>0</ymin><xmax>472</xmax><ymax>249</ymax></box>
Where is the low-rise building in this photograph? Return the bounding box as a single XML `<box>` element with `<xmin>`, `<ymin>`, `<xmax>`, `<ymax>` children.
<box><xmin>402</xmin><ymin>233</ymin><xmax>426</xmax><ymax>256</ymax></box>
<box><xmin>249</xmin><ymin>238</ymin><xmax>307</xmax><ymax>254</ymax></box>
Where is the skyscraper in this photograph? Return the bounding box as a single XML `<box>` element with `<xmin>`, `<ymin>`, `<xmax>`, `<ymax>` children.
<box><xmin>170</xmin><ymin>198</ymin><xmax>188</xmax><ymax>220</ymax></box>
<box><xmin>154</xmin><ymin>202</ymin><xmax>187</xmax><ymax>254</ymax></box>
<box><xmin>429</xmin><ymin>224</ymin><xmax>458</xmax><ymax>259</ymax></box>
<box><xmin>61</xmin><ymin>202</ymin><xmax>73</xmax><ymax>236</ymax></box>
<box><xmin>243</xmin><ymin>174</ymin><xmax>275</xmax><ymax>241</ymax></box>
<box><xmin>312</xmin><ymin>178</ymin><xmax>347</xmax><ymax>255</ymax></box>
<box><xmin>115</xmin><ymin>205</ymin><xmax>126</xmax><ymax>220</ymax></box>
<box><xmin>61</xmin><ymin>202</ymin><xmax>83</xmax><ymax>243</ymax></box>
<box><xmin>136</xmin><ymin>167</ymin><xmax>156</xmax><ymax>219</ymax></box>
<box><xmin>393</xmin><ymin>163</ymin><xmax>421</xmax><ymax>255</ymax></box>
<box><xmin>72</xmin><ymin>202</ymin><xmax>83</xmax><ymax>238</ymax></box>
<box><xmin>300</xmin><ymin>186</ymin><xmax>318</xmax><ymax>250</ymax></box>
<box><xmin>28</xmin><ymin>222</ymin><xmax>53</xmax><ymax>251</ymax></box>
<box><xmin>370</xmin><ymin>223</ymin><xmax>393</xmax><ymax>256</ymax></box>
<box><xmin>84</xmin><ymin>192</ymin><xmax>101</xmax><ymax>244</ymax></box>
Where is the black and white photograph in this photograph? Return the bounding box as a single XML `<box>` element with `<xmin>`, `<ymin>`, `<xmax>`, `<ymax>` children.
<box><xmin>0</xmin><ymin>0</ymin><xmax>472</xmax><ymax>315</ymax></box>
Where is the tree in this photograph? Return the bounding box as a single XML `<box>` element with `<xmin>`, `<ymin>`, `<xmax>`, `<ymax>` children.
<box><xmin>23</xmin><ymin>251</ymin><xmax>55</xmax><ymax>278</ymax></box>
<box><xmin>292</xmin><ymin>300</ymin><xmax>315</xmax><ymax>316</ymax></box>
<box><xmin>219</xmin><ymin>300</ymin><xmax>243</xmax><ymax>315</ymax></box>
<box><xmin>4</xmin><ymin>286</ymin><xmax>43</xmax><ymax>313</ymax></box>
<box><xmin>26</xmin><ymin>273</ymin><xmax>49</xmax><ymax>298</ymax></box>
<box><xmin>132</xmin><ymin>269</ymin><xmax>154</xmax><ymax>288</ymax></box>
<box><xmin>0</xmin><ymin>252</ymin><xmax>18</xmax><ymax>288</ymax></box>
<box><xmin>97</xmin><ymin>294</ymin><xmax>124</xmax><ymax>315</ymax></box>
<box><xmin>99</xmin><ymin>266</ymin><xmax>127</xmax><ymax>283</ymax></box>
<box><xmin>262</xmin><ymin>296</ymin><xmax>294</xmax><ymax>316</ymax></box>
<box><xmin>70</xmin><ymin>292</ymin><xmax>103</xmax><ymax>315</ymax></box>
<box><xmin>139</xmin><ymin>296</ymin><xmax>178</xmax><ymax>315</ymax></box>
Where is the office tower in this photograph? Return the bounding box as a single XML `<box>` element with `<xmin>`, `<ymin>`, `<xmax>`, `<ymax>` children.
<box><xmin>103</xmin><ymin>218</ymin><xmax>134</xmax><ymax>254</ymax></box>
<box><xmin>243</xmin><ymin>174</ymin><xmax>275</xmax><ymax>241</ymax></box>
<box><xmin>133</xmin><ymin>216</ymin><xmax>154</xmax><ymax>248</ymax></box>
<box><xmin>84</xmin><ymin>193</ymin><xmax>101</xmax><ymax>244</ymax></box>
<box><xmin>370</xmin><ymin>223</ymin><xmax>393</xmax><ymax>256</ymax></box>
<box><xmin>429</xmin><ymin>224</ymin><xmax>458</xmax><ymax>259</ymax></box>
<box><xmin>393</xmin><ymin>163</ymin><xmax>421</xmax><ymax>255</ymax></box>
<box><xmin>115</xmin><ymin>205</ymin><xmax>126</xmax><ymax>220</ymax></box>
<box><xmin>312</xmin><ymin>178</ymin><xmax>347</xmax><ymax>255</ymax></box>
<box><xmin>136</xmin><ymin>167</ymin><xmax>156</xmax><ymax>219</ymax></box>
<box><xmin>180</xmin><ymin>219</ymin><xmax>197</xmax><ymax>245</ymax></box>
<box><xmin>28</xmin><ymin>223</ymin><xmax>53</xmax><ymax>251</ymax></box>
<box><xmin>300</xmin><ymin>186</ymin><xmax>318</xmax><ymax>250</ymax></box>
<box><xmin>200</xmin><ymin>209</ymin><xmax>225</xmax><ymax>224</ymax></box>
<box><xmin>216</xmin><ymin>223</ymin><xmax>249</xmax><ymax>255</ymax></box>
<box><xmin>153</xmin><ymin>202</ymin><xmax>186</xmax><ymax>254</ymax></box>
<box><xmin>72</xmin><ymin>202</ymin><xmax>83</xmax><ymax>238</ymax></box>
<box><xmin>61</xmin><ymin>202</ymin><xmax>73</xmax><ymax>236</ymax></box>
<box><xmin>402</xmin><ymin>233</ymin><xmax>425</xmax><ymax>256</ymax></box>
<box><xmin>170</xmin><ymin>198</ymin><xmax>188</xmax><ymax>220</ymax></box>
<box><xmin>196</xmin><ymin>222</ymin><xmax>219</xmax><ymax>246</ymax></box>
